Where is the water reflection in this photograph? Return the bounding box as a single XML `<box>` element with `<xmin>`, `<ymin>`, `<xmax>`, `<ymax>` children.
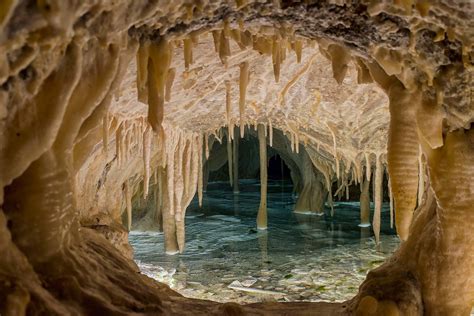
<box><xmin>129</xmin><ymin>179</ymin><xmax>399</xmax><ymax>304</ymax></box>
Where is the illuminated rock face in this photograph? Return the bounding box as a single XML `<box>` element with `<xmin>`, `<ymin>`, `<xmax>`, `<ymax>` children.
<box><xmin>0</xmin><ymin>1</ymin><xmax>472</xmax><ymax>315</ymax></box>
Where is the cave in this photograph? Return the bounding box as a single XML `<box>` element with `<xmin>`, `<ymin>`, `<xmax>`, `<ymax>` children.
<box><xmin>0</xmin><ymin>1</ymin><xmax>473</xmax><ymax>315</ymax></box>
<box><xmin>128</xmin><ymin>128</ymin><xmax>398</xmax><ymax>304</ymax></box>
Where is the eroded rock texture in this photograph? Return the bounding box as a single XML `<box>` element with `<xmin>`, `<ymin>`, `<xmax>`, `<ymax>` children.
<box><xmin>0</xmin><ymin>0</ymin><xmax>473</xmax><ymax>315</ymax></box>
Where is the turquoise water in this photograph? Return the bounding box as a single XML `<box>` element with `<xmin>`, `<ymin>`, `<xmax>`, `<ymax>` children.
<box><xmin>129</xmin><ymin>179</ymin><xmax>399</xmax><ymax>303</ymax></box>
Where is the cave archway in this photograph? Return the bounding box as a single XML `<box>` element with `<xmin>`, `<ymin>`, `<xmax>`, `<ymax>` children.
<box><xmin>0</xmin><ymin>1</ymin><xmax>473</xmax><ymax>315</ymax></box>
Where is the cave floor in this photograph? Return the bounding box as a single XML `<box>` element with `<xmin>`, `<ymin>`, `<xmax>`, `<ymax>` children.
<box><xmin>129</xmin><ymin>180</ymin><xmax>399</xmax><ymax>304</ymax></box>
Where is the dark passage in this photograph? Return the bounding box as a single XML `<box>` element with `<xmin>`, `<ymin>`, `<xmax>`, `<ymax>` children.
<box><xmin>267</xmin><ymin>155</ymin><xmax>291</xmax><ymax>180</ymax></box>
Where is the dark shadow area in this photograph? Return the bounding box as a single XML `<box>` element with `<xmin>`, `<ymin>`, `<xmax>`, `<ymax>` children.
<box><xmin>267</xmin><ymin>154</ymin><xmax>292</xmax><ymax>181</ymax></box>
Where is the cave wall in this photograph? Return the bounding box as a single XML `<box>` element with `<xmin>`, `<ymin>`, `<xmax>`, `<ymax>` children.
<box><xmin>0</xmin><ymin>0</ymin><xmax>473</xmax><ymax>315</ymax></box>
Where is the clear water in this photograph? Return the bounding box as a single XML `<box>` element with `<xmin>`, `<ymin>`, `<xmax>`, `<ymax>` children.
<box><xmin>129</xmin><ymin>179</ymin><xmax>400</xmax><ymax>303</ymax></box>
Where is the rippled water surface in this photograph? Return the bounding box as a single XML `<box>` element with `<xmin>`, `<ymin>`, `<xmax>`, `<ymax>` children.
<box><xmin>129</xmin><ymin>179</ymin><xmax>399</xmax><ymax>303</ymax></box>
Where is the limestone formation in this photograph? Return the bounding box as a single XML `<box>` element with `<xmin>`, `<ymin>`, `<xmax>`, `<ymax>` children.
<box><xmin>0</xmin><ymin>1</ymin><xmax>472</xmax><ymax>315</ymax></box>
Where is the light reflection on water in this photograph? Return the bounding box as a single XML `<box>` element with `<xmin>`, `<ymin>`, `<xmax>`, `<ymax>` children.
<box><xmin>129</xmin><ymin>179</ymin><xmax>399</xmax><ymax>303</ymax></box>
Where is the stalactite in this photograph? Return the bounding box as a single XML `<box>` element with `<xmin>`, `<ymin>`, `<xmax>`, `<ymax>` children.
<box><xmin>183</xmin><ymin>38</ymin><xmax>193</xmax><ymax>70</ymax></box>
<box><xmin>294</xmin><ymin>39</ymin><xmax>303</xmax><ymax>63</ymax></box>
<box><xmin>147</xmin><ymin>38</ymin><xmax>172</xmax><ymax>132</ymax></box>
<box><xmin>198</xmin><ymin>133</ymin><xmax>204</xmax><ymax>207</ymax></box>
<box><xmin>418</xmin><ymin>149</ymin><xmax>425</xmax><ymax>207</ymax></box>
<box><xmin>355</xmin><ymin>57</ymin><xmax>373</xmax><ymax>84</ymax></box>
<box><xmin>269</xmin><ymin>121</ymin><xmax>273</xmax><ymax>147</ymax></box>
<box><xmin>211</xmin><ymin>30</ymin><xmax>220</xmax><ymax>52</ymax></box>
<box><xmin>136</xmin><ymin>42</ymin><xmax>150</xmax><ymax>103</ymax></box>
<box><xmin>327</xmin><ymin>123</ymin><xmax>339</xmax><ymax>179</ymax></box>
<box><xmin>388</xmin><ymin>172</ymin><xmax>394</xmax><ymax>229</ymax></box>
<box><xmin>125</xmin><ymin>130</ymin><xmax>131</xmax><ymax>161</ymax></box>
<box><xmin>233</xmin><ymin>126</ymin><xmax>240</xmax><ymax>193</ymax></box>
<box><xmin>204</xmin><ymin>133</ymin><xmax>209</xmax><ymax>160</ymax></box>
<box><xmin>355</xmin><ymin>157</ymin><xmax>363</xmax><ymax>184</ymax></box>
<box><xmin>102</xmin><ymin>112</ymin><xmax>109</xmax><ymax>153</ymax></box>
<box><xmin>143</xmin><ymin>126</ymin><xmax>152</xmax><ymax>198</ymax></box>
<box><xmin>162</xmin><ymin>161</ymin><xmax>178</xmax><ymax>254</ymax></box>
<box><xmin>225</xmin><ymin>80</ymin><xmax>231</xmax><ymax>125</ymax></box>
<box><xmin>386</xmin><ymin>82</ymin><xmax>420</xmax><ymax>241</ymax></box>
<box><xmin>227</xmin><ymin>136</ymin><xmax>233</xmax><ymax>187</ymax></box>
<box><xmin>359</xmin><ymin>177</ymin><xmax>371</xmax><ymax>227</ymax></box>
<box><xmin>182</xmin><ymin>138</ymin><xmax>191</xmax><ymax>201</ymax></box>
<box><xmin>280</xmin><ymin>37</ymin><xmax>287</xmax><ymax>62</ymax></box>
<box><xmin>116</xmin><ymin>122</ymin><xmax>123</xmax><ymax>165</ymax></box>
<box><xmin>327</xmin><ymin>44</ymin><xmax>350</xmax><ymax>84</ymax></box>
<box><xmin>174</xmin><ymin>137</ymin><xmax>188</xmax><ymax>253</ymax></box>
<box><xmin>165</xmin><ymin>67</ymin><xmax>176</xmax><ymax>102</ymax></box>
<box><xmin>256</xmin><ymin>124</ymin><xmax>268</xmax><ymax>230</ymax></box>
<box><xmin>219</xmin><ymin>28</ymin><xmax>231</xmax><ymax>65</ymax></box>
<box><xmin>365</xmin><ymin>152</ymin><xmax>371</xmax><ymax>181</ymax></box>
<box><xmin>155</xmin><ymin>168</ymin><xmax>163</xmax><ymax>232</ymax></box>
<box><xmin>124</xmin><ymin>180</ymin><xmax>132</xmax><ymax>231</ymax></box>
<box><xmin>239</xmin><ymin>61</ymin><xmax>249</xmax><ymax>136</ymax></box>
<box><xmin>174</xmin><ymin>133</ymin><xmax>185</xmax><ymax>225</ymax></box>
<box><xmin>229</xmin><ymin>121</ymin><xmax>235</xmax><ymax>140</ymax></box>
<box><xmin>373</xmin><ymin>154</ymin><xmax>383</xmax><ymax>243</ymax></box>
<box><xmin>295</xmin><ymin>131</ymin><xmax>300</xmax><ymax>154</ymax></box>
<box><xmin>166</xmin><ymin>132</ymin><xmax>176</xmax><ymax>217</ymax></box>
<box><xmin>272</xmin><ymin>36</ymin><xmax>281</xmax><ymax>82</ymax></box>
<box><xmin>289</xmin><ymin>131</ymin><xmax>295</xmax><ymax>152</ymax></box>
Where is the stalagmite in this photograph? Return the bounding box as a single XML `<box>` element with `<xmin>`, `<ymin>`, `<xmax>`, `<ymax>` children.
<box><xmin>143</xmin><ymin>126</ymin><xmax>152</xmax><ymax>198</ymax></box>
<box><xmin>373</xmin><ymin>154</ymin><xmax>383</xmax><ymax>243</ymax></box>
<box><xmin>233</xmin><ymin>126</ymin><xmax>240</xmax><ymax>193</ymax></box>
<box><xmin>147</xmin><ymin>38</ymin><xmax>172</xmax><ymax>132</ymax></box>
<box><xmin>359</xmin><ymin>177</ymin><xmax>371</xmax><ymax>227</ymax></box>
<box><xmin>256</xmin><ymin>124</ymin><xmax>268</xmax><ymax>230</ymax></box>
<box><xmin>239</xmin><ymin>61</ymin><xmax>249</xmax><ymax>135</ymax></box>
